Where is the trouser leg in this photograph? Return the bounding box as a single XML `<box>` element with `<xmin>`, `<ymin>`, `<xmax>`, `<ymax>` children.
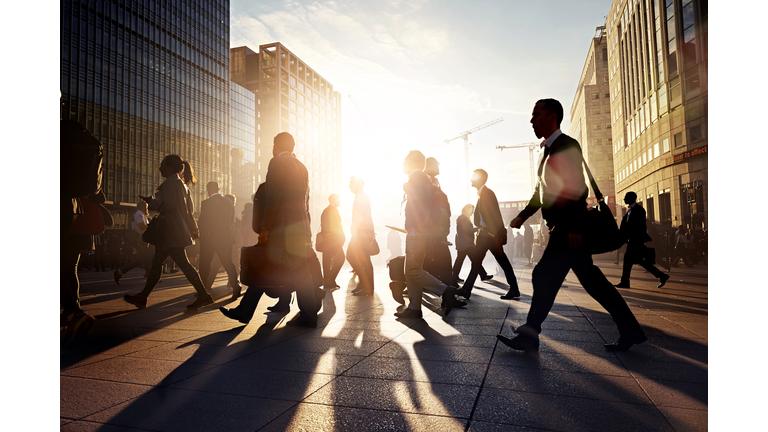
<box><xmin>452</xmin><ymin>250</ymin><xmax>467</xmax><ymax>280</ymax></box>
<box><xmin>463</xmin><ymin>241</ymin><xmax>490</xmax><ymax>293</ymax></box>
<box><xmin>328</xmin><ymin>247</ymin><xmax>345</xmax><ymax>286</ymax></box>
<box><xmin>139</xmin><ymin>247</ymin><xmax>170</xmax><ymax>298</ymax></box>
<box><xmin>489</xmin><ymin>240</ymin><xmax>518</xmax><ymax>291</ymax></box>
<box><xmin>169</xmin><ymin>247</ymin><xmax>208</xmax><ymax>297</ymax></box>
<box><xmin>404</xmin><ymin>232</ymin><xmax>447</xmax><ymax>310</ymax></box>
<box><xmin>216</xmin><ymin>243</ymin><xmax>239</xmax><ymax>287</ymax></box>
<box><xmin>197</xmin><ymin>243</ymin><xmax>215</xmax><ymax>290</ymax></box>
<box><xmin>233</xmin><ymin>287</ymin><xmax>265</xmax><ymax>322</ymax></box>
<box><xmin>639</xmin><ymin>258</ymin><xmax>666</xmax><ymax>279</ymax></box>
<box><xmin>570</xmin><ymin>249</ymin><xmax>644</xmax><ymax>339</ymax></box>
<box><xmin>61</xmin><ymin>243</ymin><xmax>81</xmax><ymax>314</ymax></box>
<box><xmin>620</xmin><ymin>255</ymin><xmax>633</xmax><ymax>285</ymax></box>
<box><xmin>289</xmin><ymin>255</ymin><xmax>317</xmax><ymax>324</ymax></box>
<box><xmin>525</xmin><ymin>246</ymin><xmax>571</xmax><ymax>334</ymax></box>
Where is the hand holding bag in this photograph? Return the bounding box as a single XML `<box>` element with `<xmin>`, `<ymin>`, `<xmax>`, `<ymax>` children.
<box><xmin>240</xmin><ymin>244</ymin><xmax>289</xmax><ymax>293</ymax></box>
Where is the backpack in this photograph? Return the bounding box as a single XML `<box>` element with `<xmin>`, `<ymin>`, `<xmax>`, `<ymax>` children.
<box><xmin>61</xmin><ymin>120</ymin><xmax>103</xmax><ymax>199</ymax></box>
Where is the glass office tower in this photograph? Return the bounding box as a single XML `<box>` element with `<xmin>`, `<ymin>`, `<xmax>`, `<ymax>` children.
<box><xmin>61</xmin><ymin>0</ymin><xmax>231</xmax><ymax>227</ymax></box>
<box><xmin>229</xmin><ymin>81</ymin><xmax>257</xmax><ymax>214</ymax></box>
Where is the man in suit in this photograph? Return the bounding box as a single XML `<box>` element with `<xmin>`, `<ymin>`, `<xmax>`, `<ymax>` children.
<box><xmin>346</xmin><ymin>177</ymin><xmax>376</xmax><ymax>296</ymax></box>
<box><xmin>198</xmin><ymin>181</ymin><xmax>242</xmax><ymax>299</ymax></box>
<box><xmin>615</xmin><ymin>192</ymin><xmax>670</xmax><ymax>289</ymax></box>
<box><xmin>320</xmin><ymin>193</ymin><xmax>346</xmax><ymax>291</ymax></box>
<box><xmin>395</xmin><ymin>150</ymin><xmax>465</xmax><ymax>319</ymax></box>
<box><xmin>455</xmin><ymin>169</ymin><xmax>520</xmax><ymax>300</ymax></box>
<box><xmin>228</xmin><ymin>132</ymin><xmax>317</xmax><ymax>327</ymax></box>
<box><xmin>498</xmin><ymin>98</ymin><xmax>646</xmax><ymax>352</ymax></box>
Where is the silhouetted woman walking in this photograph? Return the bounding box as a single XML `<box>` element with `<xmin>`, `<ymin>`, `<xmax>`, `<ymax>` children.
<box><xmin>123</xmin><ymin>155</ymin><xmax>212</xmax><ymax>310</ymax></box>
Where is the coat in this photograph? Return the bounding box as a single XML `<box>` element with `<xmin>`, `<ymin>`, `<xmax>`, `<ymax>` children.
<box><xmin>198</xmin><ymin>194</ymin><xmax>235</xmax><ymax>245</ymax></box>
<box><xmin>261</xmin><ymin>152</ymin><xmax>312</xmax><ymax>256</ymax></box>
<box><xmin>149</xmin><ymin>174</ymin><xmax>193</xmax><ymax>250</ymax></box>
<box><xmin>475</xmin><ymin>185</ymin><xmax>507</xmax><ymax>244</ymax></box>
<box><xmin>455</xmin><ymin>214</ymin><xmax>477</xmax><ymax>252</ymax></box>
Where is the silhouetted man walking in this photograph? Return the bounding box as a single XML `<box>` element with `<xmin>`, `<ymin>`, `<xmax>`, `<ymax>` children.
<box><xmin>456</xmin><ymin>169</ymin><xmax>520</xmax><ymax>300</ymax></box>
<box><xmin>614</xmin><ymin>191</ymin><xmax>670</xmax><ymax>289</ymax></box>
<box><xmin>320</xmin><ymin>193</ymin><xmax>346</xmax><ymax>291</ymax></box>
<box><xmin>198</xmin><ymin>181</ymin><xmax>242</xmax><ymax>299</ymax></box>
<box><xmin>499</xmin><ymin>98</ymin><xmax>646</xmax><ymax>352</ymax></box>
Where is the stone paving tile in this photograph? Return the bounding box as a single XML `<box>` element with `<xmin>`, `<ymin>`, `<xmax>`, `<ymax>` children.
<box><xmin>483</xmin><ymin>365</ymin><xmax>652</xmax><ymax>404</ymax></box>
<box><xmin>82</xmin><ymin>387</ymin><xmax>294</xmax><ymax>432</ymax></box>
<box><xmin>132</xmin><ymin>328</ymin><xmax>206</xmax><ymax>342</ymax></box>
<box><xmin>473</xmin><ymin>388</ymin><xmax>674</xmax><ymax>432</ymax></box>
<box><xmin>392</xmin><ymin>331</ymin><xmax>500</xmax><ymax>348</ymax></box>
<box><xmin>228</xmin><ymin>350</ymin><xmax>366</xmax><ymax>375</ymax></box>
<box><xmin>258</xmin><ymin>403</ymin><xmax>468</xmax><ymax>432</ymax></box>
<box><xmin>467</xmin><ymin>420</ymin><xmax>553</xmax><ymax>432</ymax></box>
<box><xmin>61</xmin><ymin>356</ymin><xmax>216</xmax><ymax>386</ymax></box>
<box><xmin>490</xmin><ymin>350</ymin><xmax>632</xmax><ymax>377</ymax></box>
<box><xmin>620</xmin><ymin>357</ymin><xmax>708</xmax><ymax>383</ymax></box>
<box><xmin>371</xmin><ymin>341</ymin><xmax>495</xmax><ymax>364</ymax></box>
<box><xmin>343</xmin><ymin>357</ymin><xmax>488</xmax><ymax>386</ymax></box>
<box><xmin>304</xmin><ymin>376</ymin><xmax>479</xmax><ymax>418</ymax></box>
<box><xmin>656</xmin><ymin>406</ymin><xmax>708</xmax><ymax>432</ymax></box>
<box><xmin>302</xmin><ymin>326</ymin><xmax>406</xmax><ymax>342</ymax></box>
<box><xmin>636</xmin><ymin>378</ymin><xmax>708</xmax><ymax>410</ymax></box>
<box><xmin>123</xmin><ymin>338</ymin><xmax>261</xmax><ymax>365</ymax></box>
<box><xmin>614</xmin><ymin>344</ymin><xmax>708</xmax><ymax>365</ymax></box>
<box><xmin>61</xmin><ymin>420</ymin><xmax>149</xmax><ymax>431</ymax></box>
<box><xmin>168</xmin><ymin>364</ymin><xmax>335</xmax><ymax>401</ymax></box>
<box><xmin>259</xmin><ymin>337</ymin><xmax>389</xmax><ymax>357</ymax></box>
<box><xmin>60</xmin><ymin>376</ymin><xmax>152</xmax><ymax>420</ymax></box>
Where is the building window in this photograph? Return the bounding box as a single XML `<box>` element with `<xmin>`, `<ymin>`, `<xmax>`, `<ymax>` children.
<box><xmin>606</xmin><ymin>122</ymin><xmax>612</xmax><ymax>129</ymax></box>
<box><xmin>593</xmin><ymin>124</ymin><xmax>601</xmax><ymax>130</ymax></box>
<box><xmin>654</xmin><ymin>142</ymin><xmax>660</xmax><ymax>158</ymax></box>
<box><xmin>604</xmin><ymin>92</ymin><xmax>610</xmax><ymax>99</ymax></box>
<box><xmin>690</xmin><ymin>124</ymin><xmax>703</xmax><ymax>142</ymax></box>
<box><xmin>662</xmin><ymin>138</ymin><xmax>670</xmax><ymax>153</ymax></box>
<box><xmin>592</xmin><ymin>108</ymin><xmax>601</xmax><ymax>115</ymax></box>
<box><xmin>593</xmin><ymin>139</ymin><xmax>602</xmax><ymax>146</ymax></box>
<box><xmin>674</xmin><ymin>132</ymin><xmax>684</xmax><ymax>148</ymax></box>
<box><xmin>592</xmin><ymin>92</ymin><xmax>600</xmax><ymax>100</ymax></box>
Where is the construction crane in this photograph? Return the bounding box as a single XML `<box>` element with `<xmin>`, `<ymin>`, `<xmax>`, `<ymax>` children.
<box><xmin>444</xmin><ymin>117</ymin><xmax>504</xmax><ymax>203</ymax></box>
<box><xmin>496</xmin><ymin>142</ymin><xmax>541</xmax><ymax>194</ymax></box>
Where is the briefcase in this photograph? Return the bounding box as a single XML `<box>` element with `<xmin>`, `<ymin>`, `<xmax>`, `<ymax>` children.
<box><xmin>240</xmin><ymin>244</ymin><xmax>288</xmax><ymax>288</ymax></box>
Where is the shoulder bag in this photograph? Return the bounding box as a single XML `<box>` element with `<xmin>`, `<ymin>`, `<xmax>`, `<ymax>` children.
<box><xmin>581</xmin><ymin>154</ymin><xmax>622</xmax><ymax>254</ymax></box>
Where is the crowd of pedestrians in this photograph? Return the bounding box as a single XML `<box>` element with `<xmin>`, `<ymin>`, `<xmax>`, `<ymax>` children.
<box><xmin>62</xmin><ymin>98</ymin><xmax>704</xmax><ymax>355</ymax></box>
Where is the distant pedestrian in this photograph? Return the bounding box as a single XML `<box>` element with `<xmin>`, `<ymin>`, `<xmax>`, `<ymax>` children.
<box><xmin>198</xmin><ymin>181</ymin><xmax>242</xmax><ymax>299</ymax></box>
<box><xmin>114</xmin><ymin>201</ymin><xmax>151</xmax><ymax>284</ymax></box>
<box><xmin>319</xmin><ymin>193</ymin><xmax>346</xmax><ymax>291</ymax></box>
<box><xmin>523</xmin><ymin>222</ymin><xmax>534</xmax><ymax>264</ymax></box>
<box><xmin>346</xmin><ymin>176</ymin><xmax>376</xmax><ymax>296</ymax></box>
<box><xmin>123</xmin><ymin>154</ymin><xmax>212</xmax><ymax>310</ymax></box>
<box><xmin>240</xmin><ymin>202</ymin><xmax>258</xmax><ymax>247</ymax></box>
<box><xmin>455</xmin><ymin>169</ymin><xmax>520</xmax><ymax>300</ymax></box>
<box><xmin>451</xmin><ymin>204</ymin><xmax>490</xmax><ymax>283</ymax></box>
<box><xmin>613</xmin><ymin>192</ymin><xmax>670</xmax><ymax>289</ymax></box>
<box><xmin>422</xmin><ymin>157</ymin><xmax>454</xmax><ymax>286</ymax></box>
<box><xmin>671</xmin><ymin>225</ymin><xmax>695</xmax><ymax>267</ymax></box>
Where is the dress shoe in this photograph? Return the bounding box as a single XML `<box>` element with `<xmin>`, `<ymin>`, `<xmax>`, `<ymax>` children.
<box><xmin>351</xmin><ymin>285</ymin><xmax>364</xmax><ymax>294</ymax></box>
<box><xmin>390</xmin><ymin>281</ymin><xmax>406</xmax><ymax>304</ymax></box>
<box><xmin>604</xmin><ymin>334</ymin><xmax>648</xmax><ymax>352</ymax></box>
<box><xmin>219</xmin><ymin>306</ymin><xmax>249</xmax><ymax>324</ymax></box>
<box><xmin>230</xmin><ymin>283</ymin><xmax>242</xmax><ymax>300</ymax></box>
<box><xmin>456</xmin><ymin>277</ymin><xmax>464</xmax><ymax>283</ymax></box>
<box><xmin>186</xmin><ymin>294</ymin><xmax>214</xmax><ymax>310</ymax></box>
<box><xmin>441</xmin><ymin>287</ymin><xmax>467</xmax><ymax>316</ymax></box>
<box><xmin>500</xmin><ymin>289</ymin><xmax>520</xmax><ymax>300</ymax></box>
<box><xmin>614</xmin><ymin>283</ymin><xmax>631</xmax><ymax>289</ymax></box>
<box><xmin>496</xmin><ymin>334</ymin><xmax>539</xmax><ymax>352</ymax></box>
<box><xmin>113</xmin><ymin>270</ymin><xmax>122</xmax><ymax>285</ymax></box>
<box><xmin>394</xmin><ymin>308</ymin><xmax>423</xmax><ymax>319</ymax></box>
<box><xmin>267</xmin><ymin>304</ymin><xmax>291</xmax><ymax>313</ymax></box>
<box><xmin>455</xmin><ymin>287</ymin><xmax>472</xmax><ymax>299</ymax></box>
<box><xmin>480</xmin><ymin>275</ymin><xmax>493</xmax><ymax>281</ymax></box>
<box><xmin>657</xmin><ymin>274</ymin><xmax>670</xmax><ymax>288</ymax></box>
<box><xmin>123</xmin><ymin>294</ymin><xmax>147</xmax><ymax>309</ymax></box>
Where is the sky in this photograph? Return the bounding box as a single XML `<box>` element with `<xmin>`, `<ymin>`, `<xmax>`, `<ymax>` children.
<box><xmin>229</xmin><ymin>0</ymin><xmax>616</xmax><ymax>224</ymax></box>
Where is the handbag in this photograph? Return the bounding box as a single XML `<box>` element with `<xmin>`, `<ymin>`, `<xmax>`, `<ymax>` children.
<box><xmin>142</xmin><ymin>215</ymin><xmax>165</xmax><ymax>246</ymax></box>
<box><xmin>367</xmin><ymin>236</ymin><xmax>380</xmax><ymax>256</ymax></box>
<box><xmin>315</xmin><ymin>232</ymin><xmax>329</xmax><ymax>253</ymax></box>
<box><xmin>580</xmin><ymin>154</ymin><xmax>622</xmax><ymax>255</ymax></box>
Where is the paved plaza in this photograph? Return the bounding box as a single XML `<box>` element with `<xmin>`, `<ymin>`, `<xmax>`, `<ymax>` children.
<box><xmin>60</xmin><ymin>256</ymin><xmax>708</xmax><ymax>431</ymax></box>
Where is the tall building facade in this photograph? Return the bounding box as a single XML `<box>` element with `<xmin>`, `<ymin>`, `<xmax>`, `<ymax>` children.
<box><xmin>606</xmin><ymin>0</ymin><xmax>708</xmax><ymax>230</ymax></box>
<box><xmin>229</xmin><ymin>81</ymin><xmax>256</xmax><ymax>214</ymax></box>
<box><xmin>230</xmin><ymin>43</ymin><xmax>342</xmax><ymax>232</ymax></box>
<box><xmin>60</xmin><ymin>0</ymin><xmax>231</xmax><ymax>227</ymax></box>
<box><xmin>568</xmin><ymin>26</ymin><xmax>618</xmax><ymax>212</ymax></box>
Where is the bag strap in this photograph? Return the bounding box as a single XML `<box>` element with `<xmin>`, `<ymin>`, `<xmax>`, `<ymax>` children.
<box><xmin>578</xmin><ymin>149</ymin><xmax>603</xmax><ymax>202</ymax></box>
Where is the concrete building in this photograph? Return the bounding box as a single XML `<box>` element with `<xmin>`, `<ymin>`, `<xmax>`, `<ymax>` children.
<box><xmin>229</xmin><ymin>81</ymin><xmax>257</xmax><ymax>215</ymax></box>
<box><xmin>568</xmin><ymin>26</ymin><xmax>618</xmax><ymax>213</ymax></box>
<box><xmin>606</xmin><ymin>0</ymin><xmax>708</xmax><ymax>231</ymax></box>
<box><xmin>230</xmin><ymin>43</ymin><xmax>342</xmax><ymax>233</ymax></box>
<box><xmin>60</xmin><ymin>0</ymin><xmax>231</xmax><ymax>227</ymax></box>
